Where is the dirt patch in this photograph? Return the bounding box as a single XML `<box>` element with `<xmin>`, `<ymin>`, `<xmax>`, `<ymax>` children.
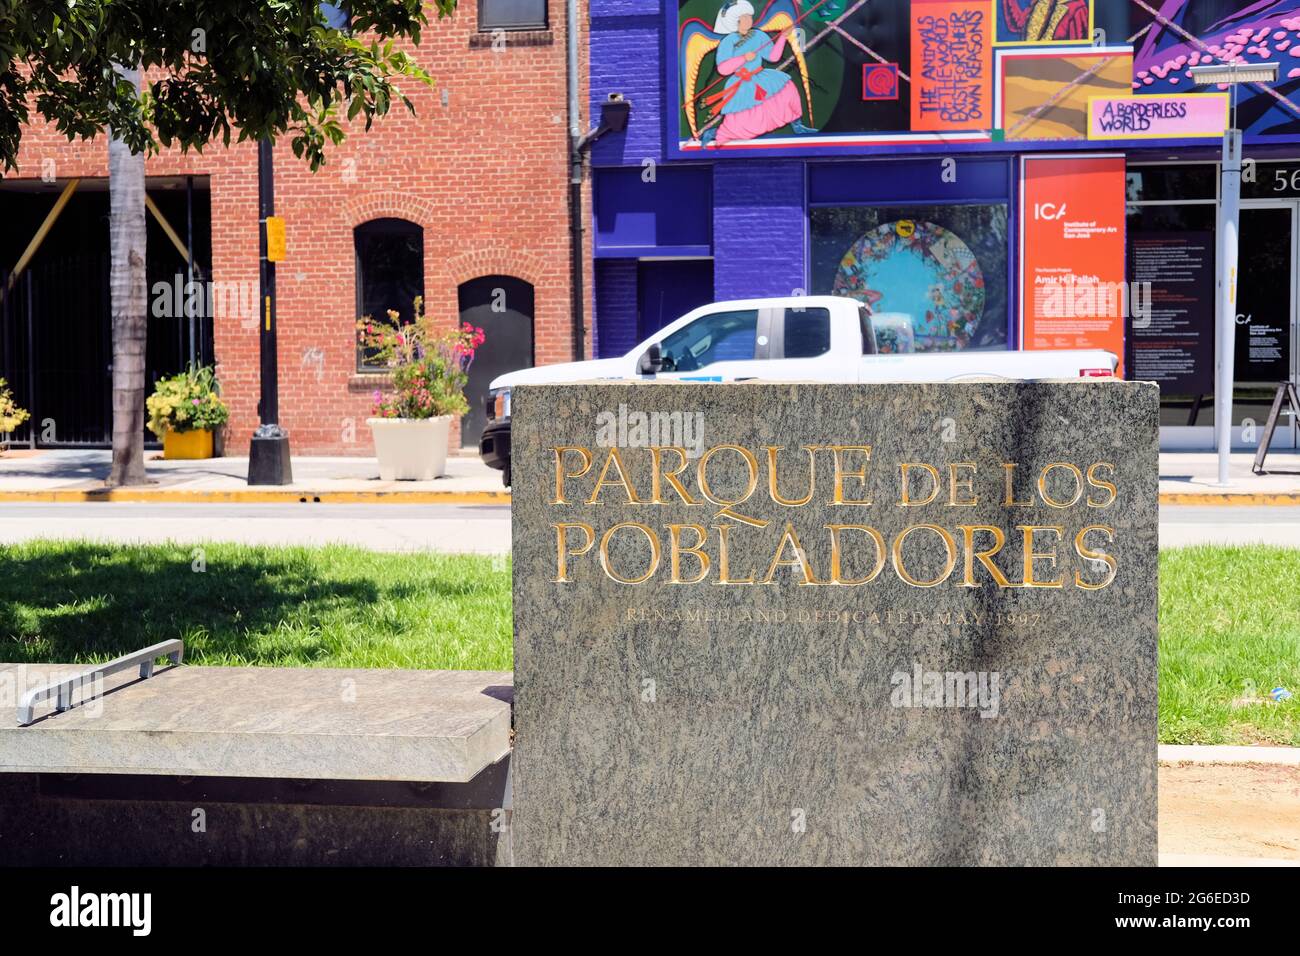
<box><xmin>1160</xmin><ymin>763</ymin><xmax>1300</xmax><ymax>861</ymax></box>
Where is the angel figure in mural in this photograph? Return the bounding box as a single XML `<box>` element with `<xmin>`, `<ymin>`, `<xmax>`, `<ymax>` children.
<box><xmin>680</xmin><ymin>0</ymin><xmax>816</xmax><ymax>147</ymax></box>
<box><xmin>999</xmin><ymin>0</ymin><xmax>1090</xmax><ymax>43</ymax></box>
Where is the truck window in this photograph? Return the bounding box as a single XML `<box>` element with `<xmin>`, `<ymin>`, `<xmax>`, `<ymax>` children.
<box><xmin>859</xmin><ymin>306</ymin><xmax>877</xmax><ymax>355</ymax></box>
<box><xmin>781</xmin><ymin>307</ymin><xmax>831</xmax><ymax>358</ymax></box>
<box><xmin>658</xmin><ymin>309</ymin><xmax>758</xmax><ymax>372</ymax></box>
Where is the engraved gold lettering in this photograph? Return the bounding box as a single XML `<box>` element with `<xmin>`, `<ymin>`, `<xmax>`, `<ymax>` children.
<box><xmin>552</xmin><ymin>446</ymin><xmax>593</xmax><ymax>504</ymax></box>
<box><xmin>899</xmin><ymin>463</ymin><xmax>941</xmax><ymax>506</ymax></box>
<box><xmin>713</xmin><ymin>523</ymin><xmax>755</xmax><ymax>585</ymax></box>
<box><xmin>1018</xmin><ymin>525</ymin><xmax>1065</xmax><ymax>588</ymax></box>
<box><xmin>1074</xmin><ymin>525</ymin><xmax>1118</xmax><ymax>589</ymax></box>
<box><xmin>1085</xmin><ymin>462</ymin><xmax>1118</xmax><ymax>508</ymax></box>
<box><xmin>650</xmin><ymin>446</ymin><xmax>697</xmax><ymax>505</ymax></box>
<box><xmin>766</xmin><ymin>445</ymin><xmax>818</xmax><ymax>506</ymax></box>
<box><xmin>1038</xmin><ymin>462</ymin><xmax>1084</xmax><ymax>509</ymax></box>
<box><xmin>828</xmin><ymin>445</ymin><xmax>872</xmax><ymax>505</ymax></box>
<box><xmin>1002</xmin><ymin>462</ymin><xmax>1033</xmax><ymax>507</ymax></box>
<box><xmin>891</xmin><ymin>523</ymin><xmax>957</xmax><ymax>587</ymax></box>
<box><xmin>826</xmin><ymin>524</ymin><xmax>886</xmax><ymax>585</ymax></box>
<box><xmin>948</xmin><ymin>463</ymin><xmax>978</xmax><ymax>506</ymax></box>
<box><xmin>598</xmin><ymin>521</ymin><xmax>660</xmax><ymax>584</ymax></box>
<box><xmin>586</xmin><ymin>447</ymin><xmax>641</xmax><ymax>504</ymax></box>
<box><xmin>957</xmin><ymin>525</ymin><xmax>1011</xmax><ymax>588</ymax></box>
<box><xmin>552</xmin><ymin>521</ymin><xmax>595</xmax><ymax>582</ymax></box>
<box><xmin>698</xmin><ymin>444</ymin><xmax>763</xmax><ymax>525</ymax></box>
<box><xmin>668</xmin><ymin>523</ymin><xmax>711</xmax><ymax>584</ymax></box>
<box><xmin>761</xmin><ymin>522</ymin><xmax>820</xmax><ymax>585</ymax></box>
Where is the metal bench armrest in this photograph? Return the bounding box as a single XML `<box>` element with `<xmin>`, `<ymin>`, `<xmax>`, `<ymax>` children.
<box><xmin>17</xmin><ymin>640</ymin><xmax>184</xmax><ymax>726</ymax></box>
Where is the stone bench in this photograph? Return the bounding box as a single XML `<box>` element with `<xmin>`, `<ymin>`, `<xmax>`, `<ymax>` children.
<box><xmin>0</xmin><ymin>646</ymin><xmax>515</xmax><ymax>866</ymax></box>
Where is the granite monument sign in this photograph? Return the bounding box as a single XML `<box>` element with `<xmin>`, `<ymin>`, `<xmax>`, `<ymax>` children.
<box><xmin>513</xmin><ymin>382</ymin><xmax>1158</xmax><ymax>865</ymax></box>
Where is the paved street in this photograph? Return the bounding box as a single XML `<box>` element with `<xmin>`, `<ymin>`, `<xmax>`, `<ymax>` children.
<box><xmin>1</xmin><ymin>501</ymin><xmax>1297</xmax><ymax>553</ymax></box>
<box><xmin>1</xmin><ymin>450</ymin><xmax>1299</xmax><ymax>504</ymax></box>
<box><xmin>1159</xmin><ymin>505</ymin><xmax>1300</xmax><ymax>548</ymax></box>
<box><xmin>0</xmin><ymin>502</ymin><xmax>512</xmax><ymax>554</ymax></box>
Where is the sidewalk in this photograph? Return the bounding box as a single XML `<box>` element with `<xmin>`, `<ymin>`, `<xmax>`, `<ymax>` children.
<box><xmin>0</xmin><ymin>448</ymin><xmax>1298</xmax><ymax>504</ymax></box>
<box><xmin>0</xmin><ymin>449</ymin><xmax>508</xmax><ymax>503</ymax></box>
<box><xmin>1158</xmin><ymin>450</ymin><xmax>1300</xmax><ymax>504</ymax></box>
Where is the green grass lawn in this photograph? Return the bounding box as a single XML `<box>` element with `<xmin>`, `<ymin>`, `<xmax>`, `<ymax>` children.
<box><xmin>0</xmin><ymin>541</ymin><xmax>511</xmax><ymax>670</ymax></box>
<box><xmin>1160</xmin><ymin>545</ymin><xmax>1300</xmax><ymax>747</ymax></box>
<box><xmin>1</xmin><ymin>541</ymin><xmax>1297</xmax><ymax>745</ymax></box>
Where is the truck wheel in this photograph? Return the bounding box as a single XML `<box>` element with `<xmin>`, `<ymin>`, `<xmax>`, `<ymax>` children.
<box><xmin>503</xmin><ymin>465</ymin><xmax>512</xmax><ymax>489</ymax></box>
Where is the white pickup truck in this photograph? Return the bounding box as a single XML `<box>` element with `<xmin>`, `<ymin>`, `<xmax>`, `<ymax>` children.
<box><xmin>479</xmin><ymin>295</ymin><xmax>1117</xmax><ymax>486</ymax></box>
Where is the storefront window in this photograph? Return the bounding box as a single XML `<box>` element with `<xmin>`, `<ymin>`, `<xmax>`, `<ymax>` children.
<box><xmin>809</xmin><ymin>204</ymin><xmax>1009</xmax><ymax>352</ymax></box>
<box><xmin>1243</xmin><ymin>161</ymin><xmax>1300</xmax><ymax>199</ymax></box>
<box><xmin>1125</xmin><ymin>165</ymin><xmax>1216</xmax><ymax>203</ymax></box>
<box><xmin>1125</xmin><ymin>188</ymin><xmax>1217</xmax><ymax>429</ymax></box>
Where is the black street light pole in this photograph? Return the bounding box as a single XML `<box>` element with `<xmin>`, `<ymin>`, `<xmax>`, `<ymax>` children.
<box><xmin>247</xmin><ymin>138</ymin><xmax>293</xmax><ymax>484</ymax></box>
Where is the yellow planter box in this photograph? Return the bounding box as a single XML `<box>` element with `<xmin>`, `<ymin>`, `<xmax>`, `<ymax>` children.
<box><xmin>163</xmin><ymin>428</ymin><xmax>214</xmax><ymax>460</ymax></box>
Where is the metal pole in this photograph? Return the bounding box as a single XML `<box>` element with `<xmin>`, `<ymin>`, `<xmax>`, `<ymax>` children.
<box><xmin>186</xmin><ymin>175</ymin><xmax>195</xmax><ymax>368</ymax></box>
<box><xmin>25</xmin><ymin>270</ymin><xmax>35</xmax><ymax>449</ymax></box>
<box><xmin>1215</xmin><ymin>127</ymin><xmax>1242</xmax><ymax>486</ymax></box>
<box><xmin>566</xmin><ymin>0</ymin><xmax>586</xmax><ymax>361</ymax></box>
<box><xmin>258</xmin><ymin>139</ymin><xmax>279</xmax><ymax>427</ymax></box>
<box><xmin>247</xmin><ymin>139</ymin><xmax>292</xmax><ymax>484</ymax></box>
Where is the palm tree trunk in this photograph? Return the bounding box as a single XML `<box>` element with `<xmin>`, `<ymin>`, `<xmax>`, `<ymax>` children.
<box><xmin>107</xmin><ymin>63</ymin><xmax>148</xmax><ymax>486</ymax></box>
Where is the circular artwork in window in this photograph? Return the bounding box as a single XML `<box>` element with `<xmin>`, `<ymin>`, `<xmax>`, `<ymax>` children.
<box><xmin>831</xmin><ymin>220</ymin><xmax>986</xmax><ymax>352</ymax></box>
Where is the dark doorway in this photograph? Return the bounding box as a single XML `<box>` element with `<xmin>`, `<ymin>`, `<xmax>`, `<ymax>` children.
<box><xmin>637</xmin><ymin>259</ymin><xmax>714</xmax><ymax>341</ymax></box>
<box><xmin>458</xmin><ymin>275</ymin><xmax>534</xmax><ymax>446</ymax></box>
<box><xmin>0</xmin><ymin>179</ymin><xmax>213</xmax><ymax>447</ymax></box>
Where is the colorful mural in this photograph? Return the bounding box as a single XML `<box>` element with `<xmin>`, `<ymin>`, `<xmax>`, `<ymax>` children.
<box><xmin>1132</xmin><ymin>1</ymin><xmax>1300</xmax><ymax>138</ymax></box>
<box><xmin>833</xmin><ymin>219</ymin><xmax>987</xmax><ymax>350</ymax></box>
<box><xmin>911</xmin><ymin>0</ymin><xmax>992</xmax><ymax>131</ymax></box>
<box><xmin>994</xmin><ymin>0</ymin><xmax>1094</xmax><ymax>45</ymax></box>
<box><xmin>811</xmin><ymin>203</ymin><xmax>1010</xmax><ymax>351</ymax></box>
<box><xmin>998</xmin><ymin>47</ymin><xmax>1133</xmax><ymax>138</ymax></box>
<box><xmin>679</xmin><ymin>0</ymin><xmax>817</xmax><ymax>145</ymax></box>
<box><xmin>669</xmin><ymin>0</ymin><xmax>1300</xmax><ymax>154</ymax></box>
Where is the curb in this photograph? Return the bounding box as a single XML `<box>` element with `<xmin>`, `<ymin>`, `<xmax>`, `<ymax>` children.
<box><xmin>1160</xmin><ymin>853</ymin><xmax>1300</xmax><ymax>867</ymax></box>
<box><xmin>1159</xmin><ymin>492</ymin><xmax>1300</xmax><ymax>506</ymax></box>
<box><xmin>1158</xmin><ymin>744</ymin><xmax>1300</xmax><ymax>766</ymax></box>
<box><xmin>0</xmin><ymin>490</ymin><xmax>1294</xmax><ymax>507</ymax></box>
<box><xmin>0</xmin><ymin>489</ymin><xmax>512</xmax><ymax>505</ymax></box>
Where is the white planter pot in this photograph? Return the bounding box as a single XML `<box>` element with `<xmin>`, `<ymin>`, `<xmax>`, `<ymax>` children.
<box><xmin>367</xmin><ymin>416</ymin><xmax>451</xmax><ymax>480</ymax></box>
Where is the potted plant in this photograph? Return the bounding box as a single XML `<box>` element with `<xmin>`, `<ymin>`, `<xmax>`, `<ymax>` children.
<box><xmin>0</xmin><ymin>377</ymin><xmax>29</xmax><ymax>454</ymax></box>
<box><xmin>357</xmin><ymin>298</ymin><xmax>484</xmax><ymax>480</ymax></box>
<box><xmin>146</xmin><ymin>364</ymin><xmax>230</xmax><ymax>459</ymax></box>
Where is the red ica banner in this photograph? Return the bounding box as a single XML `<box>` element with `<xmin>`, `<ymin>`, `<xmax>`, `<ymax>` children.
<box><xmin>1020</xmin><ymin>154</ymin><xmax>1127</xmax><ymax>375</ymax></box>
<box><xmin>910</xmin><ymin>0</ymin><xmax>992</xmax><ymax>132</ymax></box>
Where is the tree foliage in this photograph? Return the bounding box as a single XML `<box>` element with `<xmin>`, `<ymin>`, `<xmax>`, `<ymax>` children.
<box><xmin>0</xmin><ymin>0</ymin><xmax>449</xmax><ymax>170</ymax></box>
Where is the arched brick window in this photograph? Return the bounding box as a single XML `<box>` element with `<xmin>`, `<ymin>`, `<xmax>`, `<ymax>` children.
<box><xmin>355</xmin><ymin>218</ymin><xmax>424</xmax><ymax>370</ymax></box>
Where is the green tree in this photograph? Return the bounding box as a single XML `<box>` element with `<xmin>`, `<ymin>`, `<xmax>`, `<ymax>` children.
<box><xmin>0</xmin><ymin>1</ymin><xmax>445</xmax><ymax>484</ymax></box>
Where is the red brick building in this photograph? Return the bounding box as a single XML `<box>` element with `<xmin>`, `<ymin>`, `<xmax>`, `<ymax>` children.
<box><xmin>0</xmin><ymin>0</ymin><xmax>589</xmax><ymax>456</ymax></box>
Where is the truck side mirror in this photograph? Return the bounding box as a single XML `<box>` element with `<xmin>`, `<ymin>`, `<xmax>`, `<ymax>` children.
<box><xmin>639</xmin><ymin>343</ymin><xmax>663</xmax><ymax>375</ymax></box>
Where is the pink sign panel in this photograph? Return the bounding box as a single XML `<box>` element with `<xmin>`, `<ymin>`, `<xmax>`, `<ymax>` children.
<box><xmin>1087</xmin><ymin>93</ymin><xmax>1229</xmax><ymax>139</ymax></box>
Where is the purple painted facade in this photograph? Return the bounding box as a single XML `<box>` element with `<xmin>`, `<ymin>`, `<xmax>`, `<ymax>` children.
<box><xmin>586</xmin><ymin>0</ymin><xmax>1300</xmax><ymax>384</ymax></box>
